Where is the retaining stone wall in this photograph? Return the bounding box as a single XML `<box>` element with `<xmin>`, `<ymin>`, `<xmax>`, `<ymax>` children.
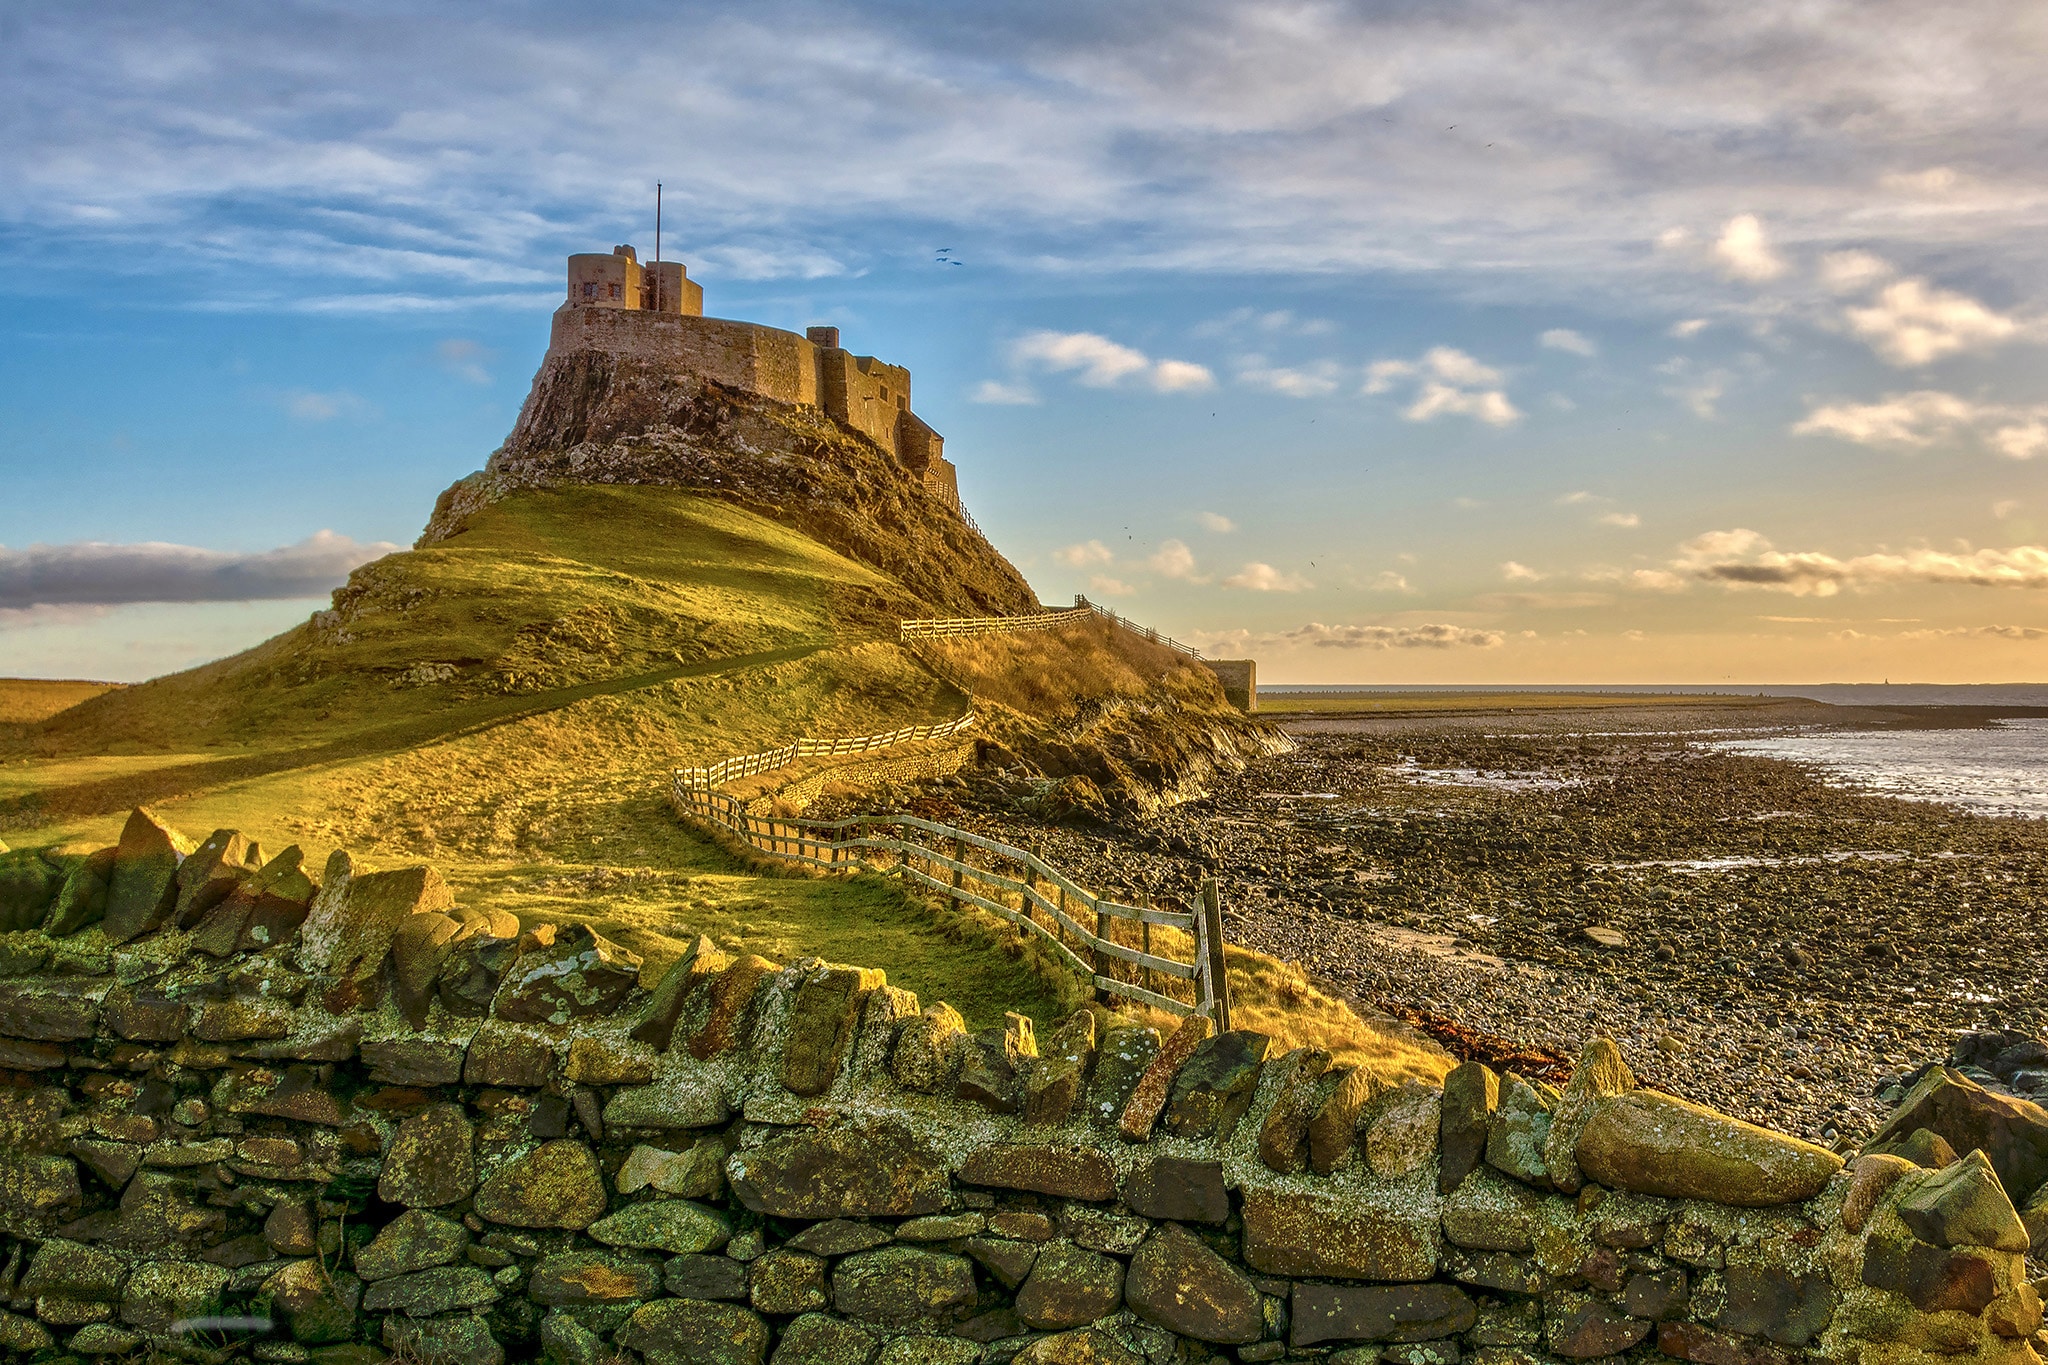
<box><xmin>0</xmin><ymin>808</ymin><xmax>2036</xmax><ymax>1365</ymax></box>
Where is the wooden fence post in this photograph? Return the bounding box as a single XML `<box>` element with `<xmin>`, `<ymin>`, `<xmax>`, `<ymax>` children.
<box><xmin>1093</xmin><ymin>904</ymin><xmax>1112</xmax><ymax>1005</ymax></box>
<box><xmin>1198</xmin><ymin>877</ymin><xmax>1232</xmax><ymax>1032</ymax></box>
<box><xmin>1139</xmin><ymin>890</ymin><xmax>1155</xmax><ymax>1003</ymax></box>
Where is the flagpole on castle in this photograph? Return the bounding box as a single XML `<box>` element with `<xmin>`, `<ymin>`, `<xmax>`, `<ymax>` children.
<box><xmin>654</xmin><ymin>183</ymin><xmax>662</xmax><ymax>312</ymax></box>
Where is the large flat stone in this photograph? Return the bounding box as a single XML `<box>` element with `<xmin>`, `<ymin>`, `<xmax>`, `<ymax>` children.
<box><xmin>1241</xmin><ymin>1186</ymin><xmax>1440</xmax><ymax>1281</ymax></box>
<box><xmin>474</xmin><ymin>1139</ymin><xmax>607</xmax><ymax>1229</ymax></box>
<box><xmin>1866</xmin><ymin>1067</ymin><xmax>2048</xmax><ymax>1199</ymax></box>
<box><xmin>728</xmin><ymin>1119</ymin><xmax>950</xmax><ymax>1219</ymax></box>
<box><xmin>1126</xmin><ymin>1223</ymin><xmax>1262</xmax><ymax>1344</ymax></box>
<box><xmin>101</xmin><ymin>808</ymin><xmax>194</xmax><ymax>945</ymax></box>
<box><xmin>1292</xmin><ymin>1282</ymin><xmax>1478</xmax><ymax>1347</ymax></box>
<box><xmin>958</xmin><ymin>1142</ymin><xmax>1115</xmax><ymax>1202</ymax></box>
<box><xmin>619</xmin><ymin>1299</ymin><xmax>768</xmax><ymax>1365</ymax></box>
<box><xmin>1575</xmin><ymin>1091</ymin><xmax>1842</xmax><ymax>1207</ymax></box>
<box><xmin>831</xmin><ymin>1245</ymin><xmax>978</xmax><ymax>1328</ymax></box>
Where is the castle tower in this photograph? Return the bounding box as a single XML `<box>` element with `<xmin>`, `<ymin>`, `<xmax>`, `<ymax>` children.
<box><xmin>564</xmin><ymin>245</ymin><xmax>701</xmax><ymax>316</ymax></box>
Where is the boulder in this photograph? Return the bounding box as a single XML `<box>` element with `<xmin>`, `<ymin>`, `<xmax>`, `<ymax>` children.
<box><xmin>565</xmin><ymin>1034</ymin><xmax>656</xmax><ymax>1086</ymax></box>
<box><xmin>616</xmin><ymin>1139</ymin><xmax>728</xmax><ymax>1198</ymax></box>
<box><xmin>0</xmin><ymin>1148</ymin><xmax>82</xmax><ymax>1227</ymax></box>
<box><xmin>353</xmin><ymin>1209</ymin><xmax>470</xmax><ymax>1281</ymax></box>
<box><xmin>630</xmin><ymin>935</ymin><xmax>731</xmax><ymax>1050</ymax></box>
<box><xmin>678</xmin><ymin>953</ymin><xmax>778</xmax><ymax>1060</ymax></box>
<box><xmin>0</xmin><ymin>851</ymin><xmax>62</xmax><ymax>933</ymax></box>
<box><xmin>1257</xmin><ymin>1048</ymin><xmax>1333</xmax><ymax>1174</ymax></box>
<box><xmin>382</xmin><ymin>1314</ymin><xmax>505</xmax><ymax>1365</ymax></box>
<box><xmin>296</xmin><ymin>856</ymin><xmax>453</xmax><ymax>990</ymax></box>
<box><xmin>958</xmin><ymin>1141</ymin><xmax>1116</xmax><ymax>1202</ymax></box>
<box><xmin>437</xmin><ymin>931</ymin><xmax>522</xmax><ymax>1017</ymax></box>
<box><xmin>1715</xmin><ymin>1262</ymin><xmax>1834</xmax><ymax>1346</ymax></box>
<box><xmin>1122</xmin><ymin>1154</ymin><xmax>1229</xmax><ymax>1224</ymax></box>
<box><xmin>1868</xmin><ymin>1127</ymin><xmax>1960</xmax><ymax>1170</ymax></box>
<box><xmin>1313</xmin><ymin>1064</ymin><xmax>1384</xmax><ymax>1176</ymax></box>
<box><xmin>786</xmin><ymin>1219</ymin><xmax>896</xmax><ymax>1257</ymax></box>
<box><xmin>749</xmin><ymin>1249</ymin><xmax>829</xmax><ymax>1315</ymax></box>
<box><xmin>963</xmin><ymin>1236</ymin><xmax>1039</xmax><ymax>1290</ymax></box>
<box><xmin>493</xmin><ymin>923</ymin><xmax>643</xmax><ymax>1023</ymax></box>
<box><xmin>1242</xmin><ymin>1186</ymin><xmax>1440</xmax><ymax>1281</ymax></box>
<box><xmin>1084</xmin><ymin>1025</ymin><xmax>1159</xmax><ymax>1127</ymax></box>
<box><xmin>956</xmin><ymin>1015</ymin><xmax>1034</xmax><ymax>1115</ymax></box>
<box><xmin>263</xmin><ymin>1259</ymin><xmax>362</xmax><ymax>1344</ymax></box>
<box><xmin>831</xmin><ymin>1245</ymin><xmax>978</xmax><ymax>1328</ymax></box>
<box><xmin>1024</xmin><ymin>1009</ymin><xmax>1099</xmax><ymax>1125</ymax></box>
<box><xmin>782</xmin><ymin>963</ymin><xmax>885</xmax><ymax>1096</ymax></box>
<box><xmin>1119</xmin><ymin>1013</ymin><xmax>1213</xmax><ymax>1140</ymax></box>
<box><xmin>589</xmin><ymin>1198</ymin><xmax>731</xmax><ymax>1253</ymax></box>
<box><xmin>619</xmin><ymin>1298</ymin><xmax>769</xmax><ymax>1365</ymax></box>
<box><xmin>728</xmin><ymin>1118</ymin><xmax>950</xmax><ymax>1219</ymax></box>
<box><xmin>1844</xmin><ymin>1153</ymin><xmax>1919</xmax><ymax>1233</ymax></box>
<box><xmin>170</xmin><ymin>827</ymin><xmax>256</xmax><ymax>928</ymax></box>
<box><xmin>667</xmin><ymin>1253</ymin><xmax>751</xmax><ymax>1301</ymax></box>
<box><xmin>100</xmin><ymin>807</ymin><xmax>194</xmax><ymax>944</ymax></box>
<box><xmin>1859</xmin><ymin>1233</ymin><xmax>2010</xmax><ymax>1314</ymax></box>
<box><xmin>771</xmin><ymin>1313</ymin><xmax>877</xmax><ymax>1365</ymax></box>
<box><xmin>1894</xmin><ymin>1149</ymin><xmax>2029</xmax><ymax>1251</ymax></box>
<box><xmin>221</xmin><ymin>844</ymin><xmax>317</xmax><ymax>953</ymax></box>
<box><xmin>1368</xmin><ymin>1086</ymin><xmax>1444</xmax><ymax>1178</ymax></box>
<box><xmin>1011</xmin><ymin>1329</ymin><xmax>1146</xmax><ymax>1365</ymax></box>
<box><xmin>465</xmin><ymin>1022</ymin><xmax>558</xmax><ymax>1087</ymax></box>
<box><xmin>388</xmin><ymin>911</ymin><xmax>465</xmax><ymax>1028</ymax></box>
<box><xmin>1543</xmin><ymin>1038</ymin><xmax>1633</xmax><ymax>1195</ymax></box>
<box><xmin>1163</xmin><ymin>1029</ymin><xmax>1272</xmax><ymax>1139</ymax></box>
<box><xmin>1485</xmin><ymin>1072</ymin><xmax>1551</xmax><ymax>1187</ymax></box>
<box><xmin>1125</xmin><ymin>1222</ymin><xmax>1263</xmax><ymax>1344</ymax></box>
<box><xmin>892</xmin><ymin>1002</ymin><xmax>968</xmax><ymax>1093</ymax></box>
<box><xmin>45</xmin><ymin>846</ymin><xmax>115</xmax><ymax>936</ymax></box>
<box><xmin>360</xmin><ymin>1264</ymin><xmax>500</xmax><ymax>1316</ymax></box>
<box><xmin>475</xmin><ymin>1139</ymin><xmax>608</xmax><ymax>1228</ymax></box>
<box><xmin>1291</xmin><ymin>1282</ymin><xmax>1478</xmax><ymax>1348</ymax></box>
<box><xmin>602</xmin><ymin>1075</ymin><xmax>731</xmax><ymax>1131</ymax></box>
<box><xmin>378</xmin><ymin>1103</ymin><xmax>476</xmax><ymax>1207</ymax></box>
<box><xmin>529</xmin><ymin>1250</ymin><xmax>663</xmax><ymax>1304</ymax></box>
<box><xmin>1865</xmin><ymin>1066</ymin><xmax>2048</xmax><ymax>1199</ymax></box>
<box><xmin>1574</xmin><ymin>1090</ymin><xmax>1843</xmax><ymax>1206</ymax></box>
<box><xmin>0</xmin><ymin>976</ymin><xmax>103</xmax><ymax>1040</ymax></box>
<box><xmin>21</xmin><ymin>1239</ymin><xmax>125</xmax><ymax>1301</ymax></box>
<box><xmin>1014</xmin><ymin>1241</ymin><xmax>1123</xmax><ymax>1330</ymax></box>
<box><xmin>1545</xmin><ymin>1292</ymin><xmax>1651</xmax><ymax>1358</ymax></box>
<box><xmin>1442</xmin><ymin>1166</ymin><xmax>1549</xmax><ymax>1252</ymax></box>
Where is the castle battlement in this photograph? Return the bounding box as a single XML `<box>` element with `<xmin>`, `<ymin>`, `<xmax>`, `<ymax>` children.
<box><xmin>552</xmin><ymin>246</ymin><xmax>956</xmax><ymax>508</ymax></box>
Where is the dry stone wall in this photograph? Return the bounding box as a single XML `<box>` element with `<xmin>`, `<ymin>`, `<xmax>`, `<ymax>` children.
<box><xmin>0</xmin><ymin>808</ymin><xmax>2039</xmax><ymax>1365</ymax></box>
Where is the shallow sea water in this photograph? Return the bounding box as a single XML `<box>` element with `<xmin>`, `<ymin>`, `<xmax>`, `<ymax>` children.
<box><xmin>1713</xmin><ymin>716</ymin><xmax>2048</xmax><ymax>819</ymax></box>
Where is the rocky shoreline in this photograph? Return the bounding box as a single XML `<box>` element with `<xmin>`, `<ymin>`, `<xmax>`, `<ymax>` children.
<box><xmin>932</xmin><ymin>700</ymin><xmax>2048</xmax><ymax>1148</ymax></box>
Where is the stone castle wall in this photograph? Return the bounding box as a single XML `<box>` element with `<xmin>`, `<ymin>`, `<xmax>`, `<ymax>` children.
<box><xmin>0</xmin><ymin>807</ymin><xmax>2035</xmax><ymax>1365</ymax></box>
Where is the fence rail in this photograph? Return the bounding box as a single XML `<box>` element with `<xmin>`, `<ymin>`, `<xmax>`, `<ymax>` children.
<box><xmin>1072</xmin><ymin>595</ymin><xmax>1206</xmax><ymax>660</ymax></box>
<box><xmin>672</xmin><ymin>711</ymin><xmax>981</xmax><ymax>789</ymax></box>
<box><xmin>898</xmin><ymin>598</ymin><xmax>1206</xmax><ymax>660</ymax></box>
<box><xmin>670</xmin><ymin>771</ymin><xmax>1230</xmax><ymax>1024</ymax></box>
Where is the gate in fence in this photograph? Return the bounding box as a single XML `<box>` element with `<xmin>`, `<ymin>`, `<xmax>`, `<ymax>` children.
<box><xmin>671</xmin><ymin>775</ymin><xmax>1232</xmax><ymax>1026</ymax></box>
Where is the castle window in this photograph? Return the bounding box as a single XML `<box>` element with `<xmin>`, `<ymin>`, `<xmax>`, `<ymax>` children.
<box><xmin>581</xmin><ymin>282</ymin><xmax>597</xmax><ymax>299</ymax></box>
<box><xmin>609</xmin><ymin>283</ymin><xmax>622</xmax><ymax>300</ymax></box>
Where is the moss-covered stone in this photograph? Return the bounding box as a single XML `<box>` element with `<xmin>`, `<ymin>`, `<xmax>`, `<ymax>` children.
<box><xmin>728</xmin><ymin>1118</ymin><xmax>949</xmax><ymax>1219</ymax></box>
<box><xmin>831</xmin><ymin>1245</ymin><xmax>978</xmax><ymax>1328</ymax></box>
<box><xmin>1126</xmin><ymin>1222</ymin><xmax>1262</xmax><ymax>1344</ymax></box>
<box><xmin>589</xmin><ymin>1197</ymin><xmax>731</xmax><ymax>1253</ymax></box>
<box><xmin>618</xmin><ymin>1298</ymin><xmax>769</xmax><ymax>1365</ymax></box>
<box><xmin>475</xmin><ymin>1139</ymin><xmax>608</xmax><ymax>1229</ymax></box>
<box><xmin>1575</xmin><ymin>1090</ymin><xmax>1842</xmax><ymax>1206</ymax></box>
<box><xmin>378</xmin><ymin>1103</ymin><xmax>476</xmax><ymax>1208</ymax></box>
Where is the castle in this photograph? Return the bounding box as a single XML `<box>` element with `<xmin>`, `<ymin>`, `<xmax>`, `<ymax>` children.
<box><xmin>553</xmin><ymin>245</ymin><xmax>959</xmax><ymax>509</ymax></box>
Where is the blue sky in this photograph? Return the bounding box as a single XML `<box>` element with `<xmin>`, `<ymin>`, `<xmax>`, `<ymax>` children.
<box><xmin>4</xmin><ymin>0</ymin><xmax>2047</xmax><ymax>683</ymax></box>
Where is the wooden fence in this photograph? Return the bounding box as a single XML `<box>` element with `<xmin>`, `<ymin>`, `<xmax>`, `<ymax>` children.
<box><xmin>899</xmin><ymin>597</ymin><xmax>1207</xmax><ymax>660</ymax></box>
<box><xmin>670</xmin><ymin>774</ymin><xmax>1231</xmax><ymax>1025</ymax></box>
<box><xmin>899</xmin><ymin>607</ymin><xmax>1093</xmax><ymax>641</ymax></box>
<box><xmin>672</xmin><ymin>711</ymin><xmax>981</xmax><ymax>789</ymax></box>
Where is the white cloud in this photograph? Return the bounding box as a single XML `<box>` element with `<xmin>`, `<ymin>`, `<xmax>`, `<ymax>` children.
<box><xmin>1366</xmin><ymin>347</ymin><xmax>1518</xmax><ymax>425</ymax></box>
<box><xmin>1053</xmin><ymin>539</ymin><xmax>1114</xmax><ymax>567</ymax></box>
<box><xmin>1087</xmin><ymin>574</ymin><xmax>1136</xmax><ymax>597</ymax></box>
<box><xmin>279</xmin><ymin>389</ymin><xmax>367</xmax><ymax>421</ymax></box>
<box><xmin>1539</xmin><ymin>328</ymin><xmax>1596</xmax><ymax>356</ymax></box>
<box><xmin>1471</xmin><ymin>591</ymin><xmax>1613</xmax><ymax>610</ymax></box>
<box><xmin>971</xmin><ymin>379</ymin><xmax>1039</xmax><ymax>405</ymax></box>
<box><xmin>1668</xmin><ymin>371</ymin><xmax>1731</xmax><ymax>419</ymax></box>
<box><xmin>1794</xmin><ymin>390</ymin><xmax>2048</xmax><ymax>459</ymax></box>
<box><xmin>1711</xmin><ymin>214</ymin><xmax>1787</xmax><ymax>282</ymax></box>
<box><xmin>1597</xmin><ymin>511</ymin><xmax>1641</xmax><ymax>528</ymax></box>
<box><xmin>1994</xmin><ymin>499</ymin><xmax>2021</xmax><ymax>520</ymax></box>
<box><xmin>1556</xmin><ymin>491</ymin><xmax>1603</xmax><ymax>506</ymax></box>
<box><xmin>436</xmin><ymin>338</ymin><xmax>491</xmax><ymax>384</ymax></box>
<box><xmin>1276</xmin><ymin>622</ymin><xmax>1505</xmax><ymax>650</ymax></box>
<box><xmin>1009</xmin><ymin>330</ymin><xmax>1214</xmax><ymax>394</ymax></box>
<box><xmin>1898</xmin><ymin>623</ymin><xmax>2048</xmax><ymax>640</ymax></box>
<box><xmin>1148</xmin><ymin>539</ymin><xmax>1200</xmax><ymax>579</ymax></box>
<box><xmin>1676</xmin><ymin>527</ymin><xmax>2048</xmax><ymax>595</ymax></box>
<box><xmin>1195</xmin><ymin>511</ymin><xmax>1236</xmax><ymax>533</ymax></box>
<box><xmin>1819</xmin><ymin>250</ymin><xmax>1894</xmax><ymax>295</ymax></box>
<box><xmin>1501</xmin><ymin>561</ymin><xmax>1544</xmax><ymax>582</ymax></box>
<box><xmin>1881</xmin><ymin>168</ymin><xmax>1965</xmax><ymax>196</ymax></box>
<box><xmin>0</xmin><ymin>531</ymin><xmax>397</xmax><ymax>609</ymax></box>
<box><xmin>1667</xmin><ymin>318</ymin><xmax>1711</xmax><ymax>339</ymax></box>
<box><xmin>1238</xmin><ymin>360</ymin><xmax>1342</xmax><ymax>398</ymax></box>
<box><xmin>1369</xmin><ymin>571</ymin><xmax>1416</xmax><ymax>593</ymax></box>
<box><xmin>1222</xmin><ymin>562</ymin><xmax>1312</xmax><ymax>592</ymax></box>
<box><xmin>1843</xmin><ymin>278</ymin><xmax>2020</xmax><ymax>366</ymax></box>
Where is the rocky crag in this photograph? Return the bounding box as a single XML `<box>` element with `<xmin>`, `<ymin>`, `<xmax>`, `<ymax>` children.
<box><xmin>419</xmin><ymin>355</ymin><xmax>1037</xmax><ymax>621</ymax></box>
<box><xmin>1</xmin><ymin>808</ymin><xmax>2042</xmax><ymax>1365</ymax></box>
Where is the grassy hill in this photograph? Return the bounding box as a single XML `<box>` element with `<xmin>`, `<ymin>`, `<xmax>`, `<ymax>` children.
<box><xmin>0</xmin><ymin>367</ymin><xmax>1447</xmax><ymax>1076</ymax></box>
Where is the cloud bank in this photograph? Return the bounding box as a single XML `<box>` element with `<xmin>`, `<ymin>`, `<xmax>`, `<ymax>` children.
<box><xmin>0</xmin><ymin>532</ymin><xmax>398</xmax><ymax>610</ymax></box>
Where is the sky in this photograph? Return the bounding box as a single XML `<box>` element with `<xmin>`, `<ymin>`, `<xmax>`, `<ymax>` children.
<box><xmin>4</xmin><ymin>1</ymin><xmax>2047</xmax><ymax>684</ymax></box>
